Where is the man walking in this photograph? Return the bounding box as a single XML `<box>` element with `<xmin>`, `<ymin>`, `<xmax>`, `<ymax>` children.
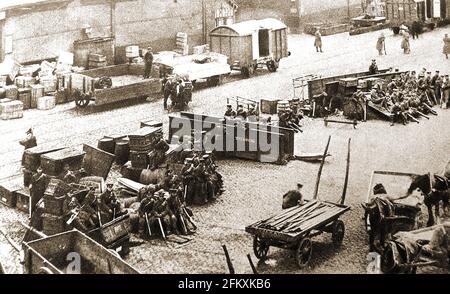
<box><xmin>143</xmin><ymin>47</ymin><xmax>154</xmax><ymax>79</ymax></box>
<box><xmin>314</xmin><ymin>30</ymin><xmax>323</xmax><ymax>53</ymax></box>
<box><xmin>401</xmin><ymin>31</ymin><xmax>411</xmax><ymax>54</ymax></box>
<box><xmin>443</xmin><ymin>34</ymin><xmax>450</xmax><ymax>59</ymax></box>
<box><xmin>376</xmin><ymin>33</ymin><xmax>386</xmax><ymax>56</ymax></box>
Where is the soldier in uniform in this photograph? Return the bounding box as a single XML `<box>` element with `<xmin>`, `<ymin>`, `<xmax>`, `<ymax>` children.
<box><xmin>247</xmin><ymin>104</ymin><xmax>259</xmax><ymax>119</ymax></box>
<box><xmin>192</xmin><ymin>158</ymin><xmax>208</xmax><ymax>205</ymax></box>
<box><xmin>369</xmin><ymin>59</ymin><xmax>379</xmax><ymax>75</ymax></box>
<box><xmin>431</xmin><ymin>71</ymin><xmax>442</xmax><ymax>104</ymax></box>
<box><xmin>282</xmin><ymin>183</ymin><xmax>305</xmax><ymax>209</ymax></box>
<box><xmin>143</xmin><ymin>47</ymin><xmax>154</xmax><ymax>79</ymax></box>
<box><xmin>391</xmin><ymin>102</ymin><xmax>407</xmax><ymax>126</ymax></box>
<box><xmin>236</xmin><ymin>105</ymin><xmax>247</xmax><ymax>120</ymax></box>
<box><xmin>224</xmin><ymin>104</ymin><xmax>236</xmax><ymax>118</ymax></box>
<box><xmin>441</xmin><ymin>75</ymin><xmax>450</xmax><ymax>109</ymax></box>
<box><xmin>425</xmin><ymin>72</ymin><xmax>437</xmax><ymax>105</ymax></box>
<box><xmin>138</xmin><ymin>191</ymin><xmax>157</xmax><ymax>237</ymax></box>
<box><xmin>149</xmin><ymin>135</ymin><xmax>170</xmax><ymax>170</ymax></box>
<box><xmin>30</xmin><ymin>168</ymin><xmax>48</xmax><ymax>214</ymax></box>
<box><xmin>62</xmin><ymin>164</ymin><xmax>77</xmax><ymax>184</ymax></box>
<box><xmin>181</xmin><ymin>158</ymin><xmax>195</xmax><ymax>204</ymax></box>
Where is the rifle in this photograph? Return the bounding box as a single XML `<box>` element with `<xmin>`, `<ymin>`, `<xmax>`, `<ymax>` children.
<box><xmin>145</xmin><ymin>213</ymin><xmax>152</xmax><ymax>237</ymax></box>
<box><xmin>222</xmin><ymin>245</ymin><xmax>235</xmax><ymax>274</ymax></box>
<box><xmin>416</xmin><ymin>110</ymin><xmax>430</xmax><ymax>119</ymax></box>
<box><xmin>157</xmin><ymin>218</ymin><xmax>166</xmax><ymax>240</ymax></box>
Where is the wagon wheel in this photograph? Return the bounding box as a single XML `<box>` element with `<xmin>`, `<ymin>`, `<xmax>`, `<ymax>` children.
<box><xmin>267</xmin><ymin>60</ymin><xmax>279</xmax><ymax>72</ymax></box>
<box><xmin>331</xmin><ymin>220</ymin><xmax>345</xmax><ymax>247</ymax></box>
<box><xmin>253</xmin><ymin>236</ymin><xmax>270</xmax><ymax>259</ymax></box>
<box><xmin>296</xmin><ymin>238</ymin><xmax>312</xmax><ymax>269</ymax></box>
<box><xmin>74</xmin><ymin>90</ymin><xmax>91</xmax><ymax>108</ymax></box>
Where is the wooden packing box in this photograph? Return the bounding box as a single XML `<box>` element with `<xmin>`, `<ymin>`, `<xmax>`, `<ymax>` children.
<box><xmin>30</xmin><ymin>84</ymin><xmax>45</xmax><ymax>108</ymax></box>
<box><xmin>0</xmin><ymin>176</ymin><xmax>23</xmax><ymax>208</ymax></box>
<box><xmin>15</xmin><ymin>188</ymin><xmax>31</xmax><ymax>213</ymax></box>
<box><xmin>37</xmin><ymin>96</ymin><xmax>56</xmax><ymax>110</ymax></box>
<box><xmin>0</xmin><ymin>100</ymin><xmax>23</xmax><ymax>120</ymax></box>
<box><xmin>44</xmin><ymin>179</ymin><xmax>71</xmax><ymax>198</ymax></box>
<box><xmin>129</xmin><ymin>151</ymin><xmax>149</xmax><ymax>169</ymax></box>
<box><xmin>89</xmin><ymin>54</ymin><xmax>107</xmax><ymax>62</ymax></box>
<box><xmin>15</xmin><ymin>76</ymin><xmax>34</xmax><ymax>88</ymax></box>
<box><xmin>43</xmin><ymin>195</ymin><xmax>66</xmax><ymax>216</ymax></box>
<box><xmin>41</xmin><ymin>148</ymin><xmax>85</xmax><ymax>176</ymax></box>
<box><xmin>40</xmin><ymin>76</ymin><xmax>57</xmax><ymax>93</ymax></box>
<box><xmin>22</xmin><ymin>145</ymin><xmax>66</xmax><ymax>172</ymax></box>
<box><xmin>89</xmin><ymin>61</ymin><xmax>108</xmax><ymax>69</ymax></box>
<box><xmin>82</xmin><ymin>144</ymin><xmax>115</xmax><ymax>180</ymax></box>
<box><xmin>4</xmin><ymin>85</ymin><xmax>18</xmax><ymax>100</ymax></box>
<box><xmin>41</xmin><ymin>213</ymin><xmax>66</xmax><ymax>236</ymax></box>
<box><xmin>18</xmin><ymin>88</ymin><xmax>31</xmax><ymax>110</ymax></box>
<box><xmin>128</xmin><ymin>127</ymin><xmax>163</xmax><ymax>152</ymax></box>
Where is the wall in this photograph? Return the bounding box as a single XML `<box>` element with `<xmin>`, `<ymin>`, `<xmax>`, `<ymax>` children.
<box><xmin>2</xmin><ymin>0</ymin><xmax>231</xmax><ymax>64</ymax></box>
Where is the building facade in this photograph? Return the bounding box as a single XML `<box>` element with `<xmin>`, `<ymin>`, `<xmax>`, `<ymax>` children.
<box><xmin>0</xmin><ymin>0</ymin><xmax>238</xmax><ymax>64</ymax></box>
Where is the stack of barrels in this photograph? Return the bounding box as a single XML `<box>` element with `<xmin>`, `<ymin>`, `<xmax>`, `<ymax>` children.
<box><xmin>97</xmin><ymin>135</ymin><xmax>130</xmax><ymax>165</ymax></box>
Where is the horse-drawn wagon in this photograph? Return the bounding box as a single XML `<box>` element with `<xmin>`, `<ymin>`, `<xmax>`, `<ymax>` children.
<box><xmin>22</xmin><ymin>229</ymin><xmax>139</xmax><ymax>274</ymax></box>
<box><xmin>58</xmin><ymin>64</ymin><xmax>161</xmax><ymax>108</ymax></box>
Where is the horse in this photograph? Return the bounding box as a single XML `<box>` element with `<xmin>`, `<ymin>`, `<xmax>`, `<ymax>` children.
<box><xmin>407</xmin><ymin>174</ymin><xmax>450</xmax><ymax>226</ymax></box>
<box><xmin>163</xmin><ymin>77</ymin><xmax>193</xmax><ymax>111</ymax></box>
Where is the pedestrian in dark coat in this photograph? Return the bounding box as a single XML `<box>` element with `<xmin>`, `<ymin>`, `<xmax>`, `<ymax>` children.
<box><xmin>376</xmin><ymin>33</ymin><xmax>386</xmax><ymax>55</ymax></box>
<box><xmin>143</xmin><ymin>47</ymin><xmax>154</xmax><ymax>79</ymax></box>
<box><xmin>314</xmin><ymin>30</ymin><xmax>323</xmax><ymax>53</ymax></box>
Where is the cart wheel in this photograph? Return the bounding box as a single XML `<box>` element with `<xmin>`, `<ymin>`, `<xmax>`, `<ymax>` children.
<box><xmin>253</xmin><ymin>236</ymin><xmax>270</xmax><ymax>259</ymax></box>
<box><xmin>74</xmin><ymin>92</ymin><xmax>90</xmax><ymax>108</ymax></box>
<box><xmin>38</xmin><ymin>267</ymin><xmax>54</xmax><ymax>274</ymax></box>
<box><xmin>267</xmin><ymin>60</ymin><xmax>278</xmax><ymax>72</ymax></box>
<box><xmin>296</xmin><ymin>238</ymin><xmax>312</xmax><ymax>269</ymax></box>
<box><xmin>331</xmin><ymin>220</ymin><xmax>345</xmax><ymax>247</ymax></box>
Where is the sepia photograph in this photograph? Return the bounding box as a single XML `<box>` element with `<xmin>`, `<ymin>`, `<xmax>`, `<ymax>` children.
<box><xmin>0</xmin><ymin>0</ymin><xmax>449</xmax><ymax>282</ymax></box>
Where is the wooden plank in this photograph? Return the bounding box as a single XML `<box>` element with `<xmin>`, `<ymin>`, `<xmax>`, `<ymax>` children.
<box><xmin>81</xmin><ymin>64</ymin><xmax>130</xmax><ymax>78</ymax></box>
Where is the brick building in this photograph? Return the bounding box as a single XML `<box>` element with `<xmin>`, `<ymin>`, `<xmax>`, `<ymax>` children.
<box><xmin>0</xmin><ymin>0</ymin><xmax>239</xmax><ymax>64</ymax></box>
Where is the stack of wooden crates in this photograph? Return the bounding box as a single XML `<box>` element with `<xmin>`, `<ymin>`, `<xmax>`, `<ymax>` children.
<box><xmin>89</xmin><ymin>53</ymin><xmax>107</xmax><ymax>69</ymax></box>
<box><xmin>128</xmin><ymin>126</ymin><xmax>163</xmax><ymax>170</ymax></box>
<box><xmin>41</xmin><ymin>179</ymin><xmax>72</xmax><ymax>236</ymax></box>
<box><xmin>175</xmin><ymin>32</ymin><xmax>189</xmax><ymax>56</ymax></box>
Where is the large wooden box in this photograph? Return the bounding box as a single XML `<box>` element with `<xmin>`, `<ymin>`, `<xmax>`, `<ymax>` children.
<box><xmin>4</xmin><ymin>85</ymin><xmax>18</xmax><ymax>100</ymax></box>
<box><xmin>41</xmin><ymin>148</ymin><xmax>85</xmax><ymax>176</ymax></box>
<box><xmin>260</xmin><ymin>99</ymin><xmax>279</xmax><ymax>115</ymax></box>
<box><xmin>41</xmin><ymin>213</ymin><xmax>66</xmax><ymax>236</ymax></box>
<box><xmin>22</xmin><ymin>145</ymin><xmax>66</xmax><ymax>171</ymax></box>
<box><xmin>43</xmin><ymin>195</ymin><xmax>66</xmax><ymax>216</ymax></box>
<box><xmin>18</xmin><ymin>88</ymin><xmax>31</xmax><ymax>110</ymax></box>
<box><xmin>130</xmin><ymin>151</ymin><xmax>149</xmax><ymax>169</ymax></box>
<box><xmin>128</xmin><ymin>127</ymin><xmax>163</xmax><ymax>152</ymax></box>
<box><xmin>82</xmin><ymin>144</ymin><xmax>115</xmax><ymax>180</ymax></box>
<box><xmin>0</xmin><ymin>176</ymin><xmax>23</xmax><ymax>208</ymax></box>
<box><xmin>30</xmin><ymin>84</ymin><xmax>45</xmax><ymax>109</ymax></box>
<box><xmin>0</xmin><ymin>100</ymin><xmax>23</xmax><ymax>120</ymax></box>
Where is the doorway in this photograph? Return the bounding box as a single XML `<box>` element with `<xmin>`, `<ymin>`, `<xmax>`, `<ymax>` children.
<box><xmin>258</xmin><ymin>29</ymin><xmax>270</xmax><ymax>57</ymax></box>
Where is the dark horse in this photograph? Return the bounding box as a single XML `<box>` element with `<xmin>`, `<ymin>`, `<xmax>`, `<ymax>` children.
<box><xmin>407</xmin><ymin>174</ymin><xmax>450</xmax><ymax>226</ymax></box>
<box><xmin>163</xmin><ymin>77</ymin><xmax>193</xmax><ymax>111</ymax></box>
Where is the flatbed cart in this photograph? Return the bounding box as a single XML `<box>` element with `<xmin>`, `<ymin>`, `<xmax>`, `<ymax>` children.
<box><xmin>245</xmin><ymin>137</ymin><xmax>352</xmax><ymax>268</ymax></box>
<box><xmin>59</xmin><ymin>64</ymin><xmax>161</xmax><ymax>108</ymax></box>
<box><xmin>22</xmin><ymin>229</ymin><xmax>139</xmax><ymax>274</ymax></box>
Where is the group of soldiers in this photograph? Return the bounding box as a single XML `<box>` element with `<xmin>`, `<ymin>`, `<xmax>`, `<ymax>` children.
<box><xmin>63</xmin><ymin>184</ymin><xmax>126</xmax><ymax>232</ymax></box>
<box><xmin>224</xmin><ymin>104</ymin><xmax>259</xmax><ymax>120</ymax></box>
<box><xmin>368</xmin><ymin>69</ymin><xmax>450</xmax><ymax>125</ymax></box>
<box><xmin>278</xmin><ymin>103</ymin><xmax>304</xmax><ymax>132</ymax></box>
<box><xmin>135</xmin><ymin>151</ymin><xmax>223</xmax><ymax>238</ymax></box>
<box><xmin>137</xmin><ymin>185</ymin><xmax>196</xmax><ymax>238</ymax></box>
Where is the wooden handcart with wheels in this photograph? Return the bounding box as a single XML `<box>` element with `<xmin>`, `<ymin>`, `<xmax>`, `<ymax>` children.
<box><xmin>246</xmin><ymin>200</ymin><xmax>350</xmax><ymax>268</ymax></box>
<box><xmin>246</xmin><ymin>137</ymin><xmax>352</xmax><ymax>268</ymax></box>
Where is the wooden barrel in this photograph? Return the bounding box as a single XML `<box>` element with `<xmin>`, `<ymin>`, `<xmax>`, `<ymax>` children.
<box><xmin>115</xmin><ymin>140</ymin><xmax>130</xmax><ymax>165</ymax></box>
<box><xmin>139</xmin><ymin>168</ymin><xmax>167</xmax><ymax>185</ymax></box>
<box><xmin>97</xmin><ymin>137</ymin><xmax>115</xmax><ymax>154</ymax></box>
<box><xmin>277</xmin><ymin>100</ymin><xmax>290</xmax><ymax>112</ymax></box>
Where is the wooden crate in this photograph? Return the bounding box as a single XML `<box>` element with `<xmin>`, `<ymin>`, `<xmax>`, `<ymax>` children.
<box><xmin>260</xmin><ymin>99</ymin><xmax>279</xmax><ymax>115</ymax></box>
<box><xmin>130</xmin><ymin>151</ymin><xmax>149</xmax><ymax>169</ymax></box>
<box><xmin>36</xmin><ymin>96</ymin><xmax>56</xmax><ymax>110</ymax></box>
<box><xmin>40</xmin><ymin>148</ymin><xmax>85</xmax><ymax>176</ymax></box>
<box><xmin>128</xmin><ymin>127</ymin><xmax>163</xmax><ymax>152</ymax></box>
<box><xmin>41</xmin><ymin>213</ymin><xmax>66</xmax><ymax>236</ymax></box>
<box><xmin>339</xmin><ymin>78</ymin><xmax>358</xmax><ymax>88</ymax></box>
<box><xmin>43</xmin><ymin>195</ymin><xmax>66</xmax><ymax>216</ymax></box>
<box><xmin>30</xmin><ymin>84</ymin><xmax>45</xmax><ymax>108</ymax></box>
<box><xmin>0</xmin><ymin>100</ymin><xmax>23</xmax><ymax>120</ymax></box>
<box><xmin>82</xmin><ymin>144</ymin><xmax>115</xmax><ymax>180</ymax></box>
<box><xmin>15</xmin><ymin>76</ymin><xmax>34</xmax><ymax>88</ymax></box>
<box><xmin>0</xmin><ymin>176</ymin><xmax>23</xmax><ymax>208</ymax></box>
<box><xmin>44</xmin><ymin>178</ymin><xmax>72</xmax><ymax>198</ymax></box>
<box><xmin>4</xmin><ymin>85</ymin><xmax>18</xmax><ymax>100</ymax></box>
<box><xmin>22</xmin><ymin>146</ymin><xmax>66</xmax><ymax>172</ymax></box>
<box><xmin>15</xmin><ymin>188</ymin><xmax>31</xmax><ymax>213</ymax></box>
<box><xmin>18</xmin><ymin>88</ymin><xmax>31</xmax><ymax>110</ymax></box>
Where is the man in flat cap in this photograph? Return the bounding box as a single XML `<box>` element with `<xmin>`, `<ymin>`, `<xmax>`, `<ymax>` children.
<box><xmin>369</xmin><ymin>59</ymin><xmax>379</xmax><ymax>75</ymax></box>
<box><xmin>224</xmin><ymin>104</ymin><xmax>236</xmax><ymax>118</ymax></box>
